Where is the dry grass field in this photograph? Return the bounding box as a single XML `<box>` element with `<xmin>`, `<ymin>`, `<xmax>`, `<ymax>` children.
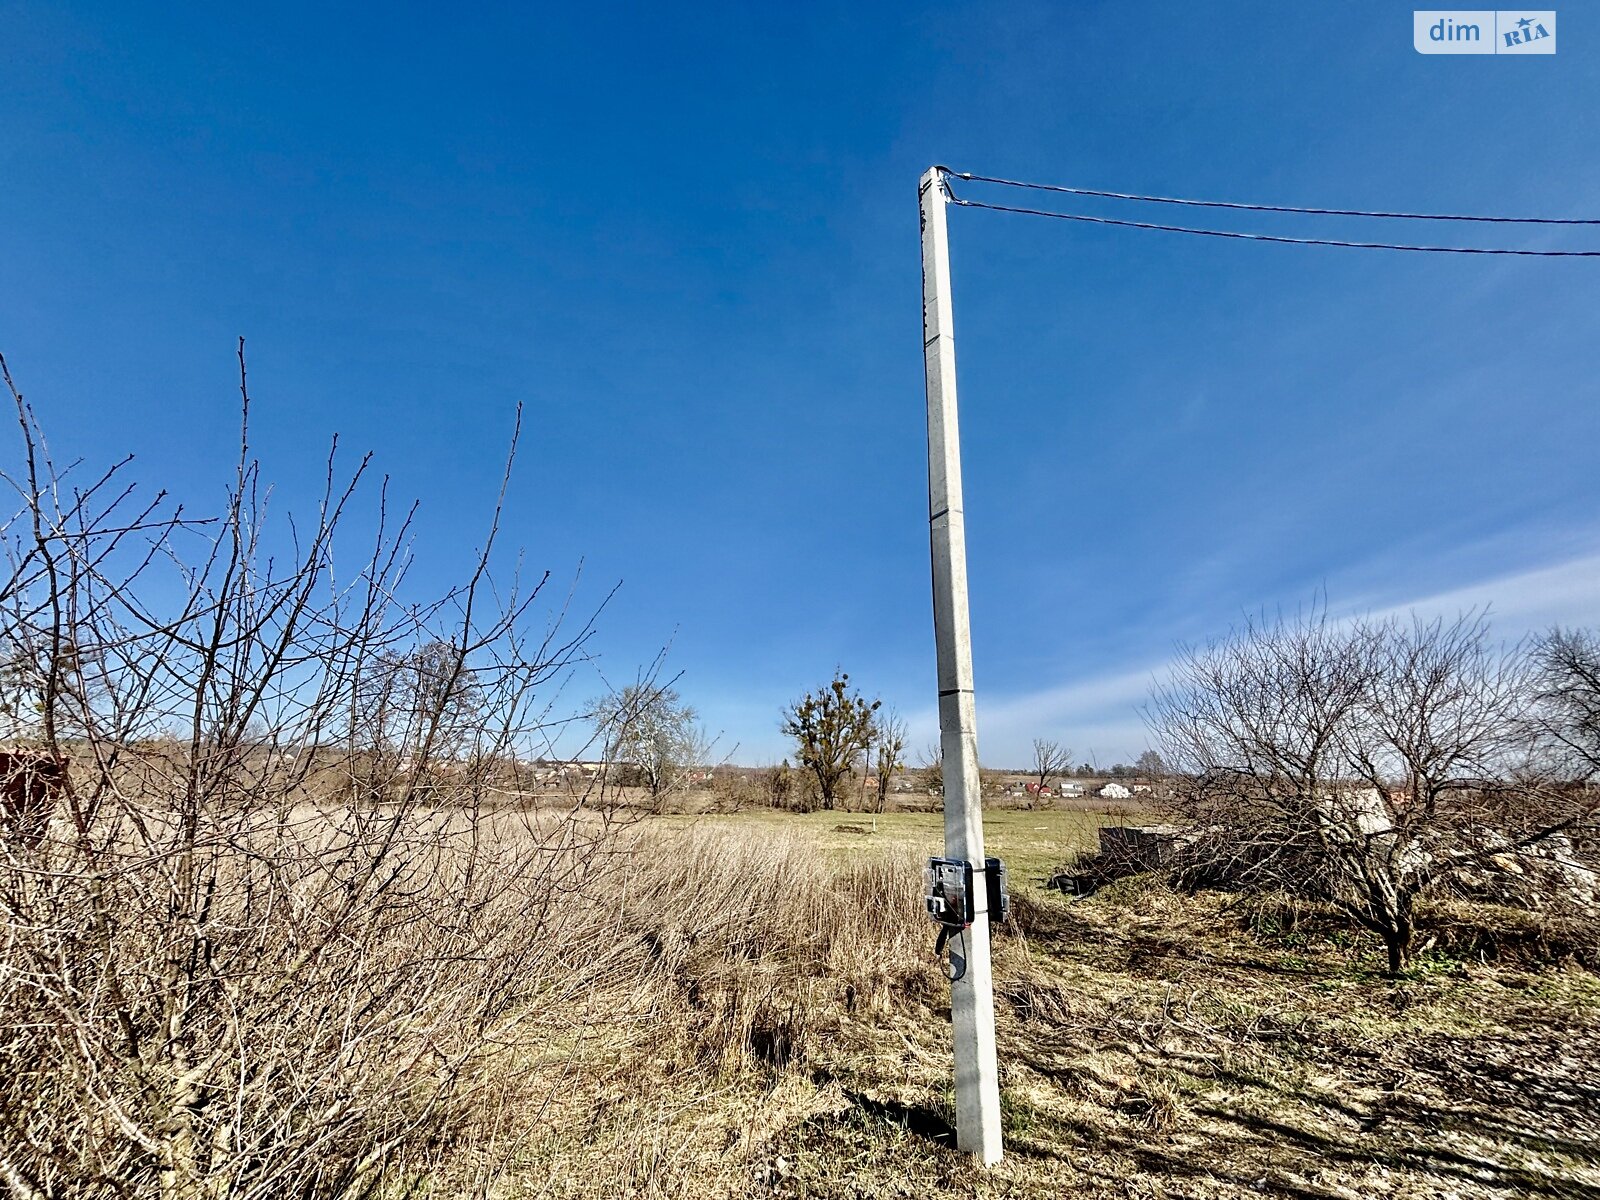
<box><xmin>6</xmin><ymin>780</ymin><xmax>1599</xmax><ymax>1198</ymax></box>
<box><xmin>472</xmin><ymin>806</ymin><xmax>1600</xmax><ymax>1200</ymax></box>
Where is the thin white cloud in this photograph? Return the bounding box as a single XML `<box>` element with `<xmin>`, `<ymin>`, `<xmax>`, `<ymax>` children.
<box><xmin>1360</xmin><ymin>549</ymin><xmax>1600</xmax><ymax>635</ymax></box>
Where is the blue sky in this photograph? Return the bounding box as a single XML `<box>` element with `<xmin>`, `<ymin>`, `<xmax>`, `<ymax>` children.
<box><xmin>3</xmin><ymin>3</ymin><xmax>1598</xmax><ymax>766</ymax></box>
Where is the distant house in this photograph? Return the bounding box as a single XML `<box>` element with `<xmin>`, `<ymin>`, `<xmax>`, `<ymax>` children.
<box><xmin>1058</xmin><ymin>781</ymin><xmax>1085</xmax><ymax>797</ymax></box>
<box><xmin>1098</xmin><ymin>782</ymin><xmax>1133</xmax><ymax>800</ymax></box>
<box><xmin>547</xmin><ymin>760</ymin><xmax>605</xmax><ymax>780</ymax></box>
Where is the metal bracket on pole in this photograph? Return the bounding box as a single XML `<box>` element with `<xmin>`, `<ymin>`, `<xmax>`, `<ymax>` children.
<box><xmin>919</xmin><ymin>165</ymin><xmax>1004</xmax><ymax>1166</ymax></box>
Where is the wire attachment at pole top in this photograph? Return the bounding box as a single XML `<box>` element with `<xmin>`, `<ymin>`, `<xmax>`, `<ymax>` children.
<box><xmin>940</xmin><ymin>171</ymin><xmax>1600</xmax><ymax>257</ymax></box>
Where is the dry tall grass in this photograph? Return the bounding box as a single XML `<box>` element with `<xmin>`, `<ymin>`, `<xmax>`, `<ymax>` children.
<box><xmin>496</xmin><ymin>825</ymin><xmax>932</xmax><ymax>1197</ymax></box>
<box><xmin>4</xmin><ymin>793</ymin><xmax>935</xmax><ymax>1198</ymax></box>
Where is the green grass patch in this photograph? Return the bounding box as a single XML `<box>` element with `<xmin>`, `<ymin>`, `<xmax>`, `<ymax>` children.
<box><xmin>658</xmin><ymin>805</ymin><xmax>1149</xmax><ymax>886</ymax></box>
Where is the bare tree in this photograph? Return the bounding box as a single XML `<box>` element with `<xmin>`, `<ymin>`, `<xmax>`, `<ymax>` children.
<box><xmin>763</xmin><ymin>759</ymin><xmax>795</xmax><ymax>809</ymax></box>
<box><xmin>355</xmin><ymin>637</ymin><xmax>486</xmax><ymax>761</ymax></box>
<box><xmin>1135</xmin><ymin>749</ymin><xmax>1167</xmax><ymax>778</ymax></box>
<box><xmin>0</xmin><ymin>347</ymin><xmax>638</xmax><ymax>1197</ymax></box>
<box><xmin>1535</xmin><ymin>627</ymin><xmax>1600</xmax><ymax>783</ymax></box>
<box><xmin>870</xmin><ymin>712</ymin><xmax>907</xmax><ymax>814</ymax></box>
<box><xmin>1030</xmin><ymin>738</ymin><xmax>1072</xmax><ymax>797</ymax></box>
<box><xmin>780</xmin><ymin>671</ymin><xmax>880</xmax><ymax>811</ymax></box>
<box><xmin>589</xmin><ymin>682</ymin><xmax>706</xmax><ymax>813</ymax></box>
<box><xmin>1148</xmin><ymin>608</ymin><xmax>1544</xmax><ymax>975</ymax></box>
<box><xmin>916</xmin><ymin>740</ymin><xmax>944</xmax><ymax>796</ymax></box>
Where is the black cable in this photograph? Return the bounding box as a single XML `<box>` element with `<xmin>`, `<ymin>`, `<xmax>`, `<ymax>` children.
<box><xmin>952</xmin><ymin>171</ymin><xmax>1600</xmax><ymax>227</ymax></box>
<box><xmin>933</xmin><ymin>922</ymin><xmax>969</xmax><ymax>982</ymax></box>
<box><xmin>946</xmin><ymin>194</ymin><xmax>1600</xmax><ymax>257</ymax></box>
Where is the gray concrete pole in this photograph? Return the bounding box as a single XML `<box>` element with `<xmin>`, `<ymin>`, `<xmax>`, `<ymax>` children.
<box><xmin>919</xmin><ymin>165</ymin><xmax>1003</xmax><ymax>1166</ymax></box>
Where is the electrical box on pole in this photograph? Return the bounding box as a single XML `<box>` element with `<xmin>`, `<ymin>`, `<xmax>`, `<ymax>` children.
<box><xmin>918</xmin><ymin>164</ymin><xmax>1004</xmax><ymax>1166</ymax></box>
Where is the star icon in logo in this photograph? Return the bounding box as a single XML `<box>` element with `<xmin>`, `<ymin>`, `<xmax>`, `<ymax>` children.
<box><xmin>1517</xmin><ymin>15</ymin><xmax>1534</xmax><ymax>30</ymax></box>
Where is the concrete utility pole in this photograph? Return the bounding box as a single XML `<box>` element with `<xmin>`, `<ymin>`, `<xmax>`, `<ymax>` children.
<box><xmin>918</xmin><ymin>165</ymin><xmax>1003</xmax><ymax>1166</ymax></box>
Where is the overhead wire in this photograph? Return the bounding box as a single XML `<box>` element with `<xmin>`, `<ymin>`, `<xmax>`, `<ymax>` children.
<box><xmin>940</xmin><ymin>172</ymin><xmax>1600</xmax><ymax>257</ymax></box>
<box><xmin>949</xmin><ymin>171</ymin><xmax>1600</xmax><ymax>227</ymax></box>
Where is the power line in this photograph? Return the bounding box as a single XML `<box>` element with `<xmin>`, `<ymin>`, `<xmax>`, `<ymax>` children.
<box><xmin>943</xmin><ymin>186</ymin><xmax>1600</xmax><ymax>257</ymax></box>
<box><xmin>951</xmin><ymin>171</ymin><xmax>1600</xmax><ymax>227</ymax></box>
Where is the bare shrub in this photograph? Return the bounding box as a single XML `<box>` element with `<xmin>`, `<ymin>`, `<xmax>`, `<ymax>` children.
<box><xmin>762</xmin><ymin>760</ymin><xmax>795</xmax><ymax>809</ymax></box>
<box><xmin>0</xmin><ymin>350</ymin><xmax>640</xmax><ymax>1198</ymax></box>
<box><xmin>707</xmin><ymin>765</ymin><xmax>761</xmax><ymax>811</ymax></box>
